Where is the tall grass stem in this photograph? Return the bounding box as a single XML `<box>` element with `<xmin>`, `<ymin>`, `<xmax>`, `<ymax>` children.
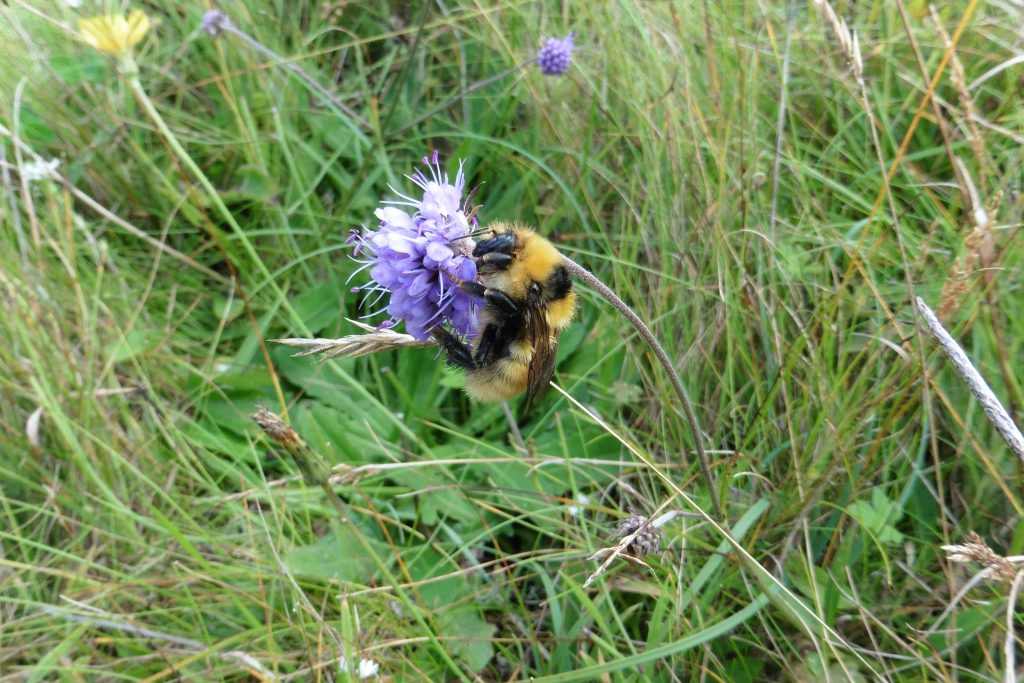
<box><xmin>561</xmin><ymin>255</ymin><xmax>723</xmax><ymax>520</ymax></box>
<box><xmin>916</xmin><ymin>297</ymin><xmax>1024</xmax><ymax>465</ymax></box>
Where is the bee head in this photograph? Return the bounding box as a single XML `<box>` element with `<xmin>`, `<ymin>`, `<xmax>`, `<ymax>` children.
<box><xmin>528</xmin><ymin>280</ymin><xmax>543</xmax><ymax>305</ymax></box>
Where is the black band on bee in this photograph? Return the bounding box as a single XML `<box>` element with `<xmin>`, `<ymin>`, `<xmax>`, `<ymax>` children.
<box><xmin>545</xmin><ymin>265</ymin><xmax>572</xmax><ymax>301</ymax></box>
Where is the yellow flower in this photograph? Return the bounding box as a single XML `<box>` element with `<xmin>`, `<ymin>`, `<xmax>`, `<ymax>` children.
<box><xmin>77</xmin><ymin>9</ymin><xmax>151</xmax><ymax>57</ymax></box>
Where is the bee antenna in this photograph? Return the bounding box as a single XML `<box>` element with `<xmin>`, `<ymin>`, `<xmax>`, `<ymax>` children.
<box><xmin>448</xmin><ymin>226</ymin><xmax>488</xmax><ymax>245</ymax></box>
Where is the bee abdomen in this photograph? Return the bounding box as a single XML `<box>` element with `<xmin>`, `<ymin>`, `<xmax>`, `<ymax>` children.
<box><xmin>465</xmin><ymin>358</ymin><xmax>529</xmax><ymax>402</ymax></box>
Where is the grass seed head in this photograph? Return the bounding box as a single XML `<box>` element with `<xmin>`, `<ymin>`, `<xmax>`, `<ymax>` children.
<box><xmin>615</xmin><ymin>514</ymin><xmax>661</xmax><ymax>557</ymax></box>
<box><xmin>942</xmin><ymin>531</ymin><xmax>1018</xmax><ymax>582</ymax></box>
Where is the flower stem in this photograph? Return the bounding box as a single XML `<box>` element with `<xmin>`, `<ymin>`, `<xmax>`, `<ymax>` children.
<box><xmin>561</xmin><ymin>255</ymin><xmax>723</xmax><ymax>520</ymax></box>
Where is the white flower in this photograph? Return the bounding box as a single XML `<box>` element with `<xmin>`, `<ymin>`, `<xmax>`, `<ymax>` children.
<box><xmin>567</xmin><ymin>494</ymin><xmax>590</xmax><ymax>517</ymax></box>
<box><xmin>358</xmin><ymin>660</ymin><xmax>380</xmax><ymax>678</ymax></box>
<box><xmin>20</xmin><ymin>158</ymin><xmax>60</xmax><ymax>184</ymax></box>
<box><xmin>339</xmin><ymin>657</ymin><xmax>379</xmax><ymax>679</ymax></box>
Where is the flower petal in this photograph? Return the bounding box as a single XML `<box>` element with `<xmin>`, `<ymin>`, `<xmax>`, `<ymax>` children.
<box><xmin>375</xmin><ymin>206</ymin><xmax>413</xmax><ymax>229</ymax></box>
<box><xmin>125</xmin><ymin>10</ymin><xmax>151</xmax><ymax>49</ymax></box>
<box><xmin>425</xmin><ymin>241</ymin><xmax>453</xmax><ymax>262</ymax></box>
<box><xmin>77</xmin><ymin>11</ymin><xmax>151</xmax><ymax>55</ymax></box>
<box><xmin>453</xmin><ymin>257</ymin><xmax>477</xmax><ymax>281</ymax></box>
<box><xmin>386</xmin><ymin>232</ymin><xmax>417</xmax><ymax>254</ymax></box>
<box><xmin>407</xmin><ymin>272</ymin><xmax>433</xmax><ymax>297</ymax></box>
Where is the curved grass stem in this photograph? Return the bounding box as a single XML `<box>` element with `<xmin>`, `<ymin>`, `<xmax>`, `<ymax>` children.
<box><xmin>561</xmin><ymin>256</ymin><xmax>723</xmax><ymax>520</ymax></box>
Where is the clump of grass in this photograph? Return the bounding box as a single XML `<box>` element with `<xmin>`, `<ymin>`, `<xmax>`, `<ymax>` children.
<box><xmin>3</xmin><ymin>1</ymin><xmax>1024</xmax><ymax>680</ymax></box>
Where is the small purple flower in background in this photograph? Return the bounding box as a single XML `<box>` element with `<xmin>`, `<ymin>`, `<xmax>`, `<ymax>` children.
<box><xmin>200</xmin><ymin>10</ymin><xmax>230</xmax><ymax>37</ymax></box>
<box><xmin>349</xmin><ymin>153</ymin><xmax>479</xmax><ymax>341</ymax></box>
<box><xmin>537</xmin><ymin>33</ymin><xmax>575</xmax><ymax>75</ymax></box>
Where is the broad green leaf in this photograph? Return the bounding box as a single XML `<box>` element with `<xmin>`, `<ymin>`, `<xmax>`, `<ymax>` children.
<box><xmin>286</xmin><ymin>527</ymin><xmax>390</xmax><ymax>584</ymax></box>
<box><xmin>405</xmin><ymin>548</ymin><xmax>470</xmax><ymax>608</ymax></box>
<box><xmin>110</xmin><ymin>328</ymin><xmax>162</xmax><ymax>363</ymax></box>
<box><xmin>441</xmin><ymin>611</ymin><xmax>496</xmax><ymax>673</ymax></box>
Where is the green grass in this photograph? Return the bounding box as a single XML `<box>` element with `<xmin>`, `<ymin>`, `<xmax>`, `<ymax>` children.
<box><xmin>2</xmin><ymin>0</ymin><xmax>1023</xmax><ymax>680</ymax></box>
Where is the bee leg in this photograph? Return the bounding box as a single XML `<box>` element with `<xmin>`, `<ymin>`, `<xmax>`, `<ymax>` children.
<box><xmin>473</xmin><ymin>324</ymin><xmax>498</xmax><ymax>364</ymax></box>
<box><xmin>472</xmin><ymin>232</ymin><xmax>516</xmax><ymax>258</ymax></box>
<box><xmin>459</xmin><ymin>281</ymin><xmax>520</xmax><ymax>316</ymax></box>
<box><xmin>431</xmin><ymin>328</ymin><xmax>477</xmax><ymax>370</ymax></box>
<box><xmin>478</xmin><ymin>252</ymin><xmax>514</xmax><ymax>270</ymax></box>
<box><xmin>458</xmin><ymin>280</ymin><xmax>488</xmax><ymax>298</ymax></box>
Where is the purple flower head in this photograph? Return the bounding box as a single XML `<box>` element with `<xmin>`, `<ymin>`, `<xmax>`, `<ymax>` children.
<box><xmin>201</xmin><ymin>10</ymin><xmax>231</xmax><ymax>37</ymax></box>
<box><xmin>537</xmin><ymin>33</ymin><xmax>575</xmax><ymax>76</ymax></box>
<box><xmin>348</xmin><ymin>153</ymin><xmax>479</xmax><ymax>341</ymax></box>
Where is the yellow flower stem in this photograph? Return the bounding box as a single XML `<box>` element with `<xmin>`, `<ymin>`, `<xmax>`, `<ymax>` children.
<box><xmin>125</xmin><ymin>70</ymin><xmax>290</xmax><ymax>415</ymax></box>
<box><xmin>118</xmin><ymin>54</ymin><xmax>139</xmax><ymax>79</ymax></box>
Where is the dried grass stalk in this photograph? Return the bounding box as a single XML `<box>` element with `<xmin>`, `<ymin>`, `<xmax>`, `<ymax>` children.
<box><xmin>938</xmin><ymin>186</ymin><xmax>1001</xmax><ymax>317</ymax></box>
<box><xmin>42</xmin><ymin>605</ymin><xmax>277</xmax><ymax>680</ymax></box>
<box><xmin>928</xmin><ymin>5</ymin><xmax>987</xmax><ymax>182</ymax></box>
<box><xmin>560</xmin><ymin>256</ymin><xmax>722</xmax><ymax>520</ymax></box>
<box><xmin>252</xmin><ymin>406</ymin><xmax>349</xmax><ymax>521</ymax></box>
<box><xmin>916</xmin><ymin>297</ymin><xmax>1024</xmax><ymax>465</ymax></box>
<box><xmin>272</xmin><ymin>319</ymin><xmax>433</xmax><ymax>359</ymax></box>
<box><xmin>942</xmin><ymin>531</ymin><xmax>1018</xmax><ymax>583</ymax></box>
<box><xmin>813</xmin><ymin>0</ymin><xmax>864</xmax><ymax>82</ymax></box>
<box><xmin>926</xmin><ymin>7</ymin><xmax>995</xmax><ymax>318</ymax></box>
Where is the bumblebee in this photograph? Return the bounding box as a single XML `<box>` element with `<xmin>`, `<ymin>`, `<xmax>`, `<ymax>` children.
<box><xmin>432</xmin><ymin>222</ymin><xmax>576</xmax><ymax>409</ymax></box>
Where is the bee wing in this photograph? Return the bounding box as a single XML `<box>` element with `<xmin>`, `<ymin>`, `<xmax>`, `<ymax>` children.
<box><xmin>524</xmin><ymin>306</ymin><xmax>557</xmax><ymax>412</ymax></box>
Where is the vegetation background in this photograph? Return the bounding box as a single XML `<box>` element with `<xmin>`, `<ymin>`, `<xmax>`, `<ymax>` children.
<box><xmin>1</xmin><ymin>0</ymin><xmax>1022</xmax><ymax>680</ymax></box>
